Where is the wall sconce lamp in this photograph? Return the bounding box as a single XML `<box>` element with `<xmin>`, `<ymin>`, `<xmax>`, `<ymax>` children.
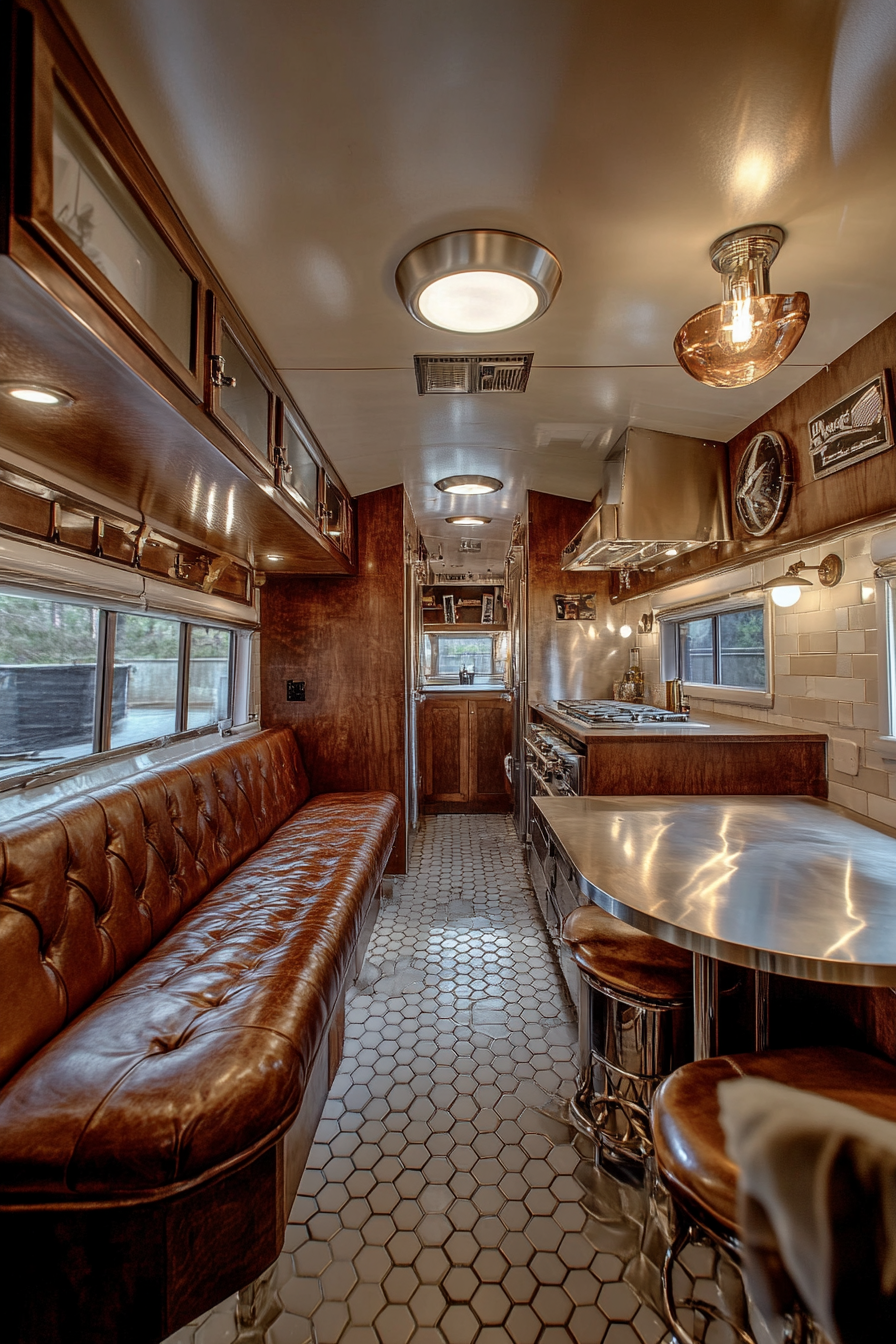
<box><xmin>674</xmin><ymin>225</ymin><xmax>809</xmax><ymax>388</ymax></box>
<box><xmin>761</xmin><ymin>554</ymin><xmax>843</xmax><ymax>607</ymax></box>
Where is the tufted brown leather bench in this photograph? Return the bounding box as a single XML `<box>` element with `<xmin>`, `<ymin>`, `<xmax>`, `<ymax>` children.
<box><xmin>0</xmin><ymin>726</ymin><xmax>400</xmax><ymax>1344</ymax></box>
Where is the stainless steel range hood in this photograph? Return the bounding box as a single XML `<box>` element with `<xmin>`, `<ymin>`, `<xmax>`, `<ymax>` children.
<box><xmin>561</xmin><ymin>426</ymin><xmax>730</xmax><ymax>571</ymax></box>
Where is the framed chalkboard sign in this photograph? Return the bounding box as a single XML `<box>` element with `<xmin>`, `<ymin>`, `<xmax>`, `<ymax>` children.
<box><xmin>808</xmin><ymin>372</ymin><xmax>893</xmax><ymax>480</ymax></box>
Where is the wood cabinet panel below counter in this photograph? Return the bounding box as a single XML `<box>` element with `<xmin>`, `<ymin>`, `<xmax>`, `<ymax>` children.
<box><xmin>532</xmin><ymin>706</ymin><xmax>827</xmax><ymax>797</ymax></box>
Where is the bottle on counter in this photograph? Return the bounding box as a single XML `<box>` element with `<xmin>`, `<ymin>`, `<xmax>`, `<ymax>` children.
<box><xmin>619</xmin><ymin>647</ymin><xmax>644</xmax><ymax>703</ymax></box>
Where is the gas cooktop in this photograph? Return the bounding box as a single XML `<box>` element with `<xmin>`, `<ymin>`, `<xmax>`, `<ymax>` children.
<box><xmin>555</xmin><ymin>698</ymin><xmax>692</xmax><ymax>726</ymax></box>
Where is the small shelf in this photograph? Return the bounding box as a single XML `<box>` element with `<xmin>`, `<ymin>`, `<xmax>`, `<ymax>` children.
<box><xmin>424</xmin><ymin>622</ymin><xmax>507</xmax><ymax>631</ymax></box>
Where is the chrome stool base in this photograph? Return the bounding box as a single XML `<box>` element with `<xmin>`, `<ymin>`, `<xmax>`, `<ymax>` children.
<box><xmin>575</xmin><ymin>971</ymin><xmax>692</xmax><ymax>1163</ymax></box>
<box><xmin>661</xmin><ymin>1221</ymin><xmax>819</xmax><ymax>1344</ymax></box>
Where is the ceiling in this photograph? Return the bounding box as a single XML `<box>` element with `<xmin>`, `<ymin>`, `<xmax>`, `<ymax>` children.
<box><xmin>63</xmin><ymin>0</ymin><xmax>896</xmax><ymax>549</ymax></box>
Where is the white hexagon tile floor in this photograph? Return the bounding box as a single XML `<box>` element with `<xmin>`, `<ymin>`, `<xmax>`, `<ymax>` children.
<box><xmin>166</xmin><ymin>814</ymin><xmax>745</xmax><ymax>1344</ymax></box>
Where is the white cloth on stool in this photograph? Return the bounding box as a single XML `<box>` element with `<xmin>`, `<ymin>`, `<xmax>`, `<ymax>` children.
<box><xmin>718</xmin><ymin>1076</ymin><xmax>896</xmax><ymax>1344</ymax></box>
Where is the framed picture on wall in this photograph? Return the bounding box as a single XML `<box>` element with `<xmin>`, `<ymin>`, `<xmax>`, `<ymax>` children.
<box><xmin>442</xmin><ymin>595</ymin><xmax>456</xmax><ymax>623</ymax></box>
<box><xmin>481</xmin><ymin>594</ymin><xmax>495</xmax><ymax>624</ymax></box>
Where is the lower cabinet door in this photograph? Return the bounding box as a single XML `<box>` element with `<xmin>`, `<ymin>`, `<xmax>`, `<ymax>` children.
<box><xmin>469</xmin><ymin>699</ymin><xmax>512</xmax><ymax>806</ymax></box>
<box><xmin>423</xmin><ymin>697</ymin><xmax>469</xmax><ymax>801</ymax></box>
<box><xmin>422</xmin><ymin>695</ymin><xmax>511</xmax><ymax>811</ymax></box>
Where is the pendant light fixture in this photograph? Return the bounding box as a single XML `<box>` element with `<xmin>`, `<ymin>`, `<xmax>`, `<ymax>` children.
<box><xmin>761</xmin><ymin>554</ymin><xmax>842</xmax><ymax>607</ymax></box>
<box><xmin>674</xmin><ymin>225</ymin><xmax>809</xmax><ymax>388</ymax></box>
<box><xmin>396</xmin><ymin>231</ymin><xmax>561</xmax><ymax>333</ymax></box>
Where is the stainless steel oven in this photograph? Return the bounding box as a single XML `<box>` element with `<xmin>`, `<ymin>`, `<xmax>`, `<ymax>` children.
<box><xmin>524</xmin><ymin>725</ymin><xmax>587</xmax><ymax>1008</ymax></box>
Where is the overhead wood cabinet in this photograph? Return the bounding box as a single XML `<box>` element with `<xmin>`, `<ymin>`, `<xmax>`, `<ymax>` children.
<box><xmin>422</xmin><ymin>693</ymin><xmax>511</xmax><ymax>814</ymax></box>
<box><xmin>3</xmin><ymin>0</ymin><xmax>356</xmax><ymax>576</ymax></box>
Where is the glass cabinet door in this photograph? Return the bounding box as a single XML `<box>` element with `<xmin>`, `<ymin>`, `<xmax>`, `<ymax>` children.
<box><xmin>52</xmin><ymin>91</ymin><xmax>194</xmax><ymax>372</ymax></box>
<box><xmin>215</xmin><ymin>322</ymin><xmax>272</xmax><ymax>462</ymax></box>
<box><xmin>322</xmin><ymin>476</ymin><xmax>351</xmax><ymax>556</ymax></box>
<box><xmin>281</xmin><ymin>416</ymin><xmax>321</xmax><ymax>518</ymax></box>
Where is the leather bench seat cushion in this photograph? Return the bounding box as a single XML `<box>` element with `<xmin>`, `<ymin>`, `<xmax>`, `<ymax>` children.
<box><xmin>0</xmin><ymin>790</ymin><xmax>399</xmax><ymax>1205</ymax></box>
<box><xmin>0</xmin><ymin>728</ymin><xmax>311</xmax><ymax>1089</ymax></box>
<box><xmin>652</xmin><ymin>1047</ymin><xmax>896</xmax><ymax>1237</ymax></box>
<box><xmin>562</xmin><ymin>903</ymin><xmax>693</xmax><ymax>1002</ymax></box>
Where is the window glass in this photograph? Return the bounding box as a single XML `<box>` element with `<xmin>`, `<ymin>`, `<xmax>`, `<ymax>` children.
<box><xmin>718</xmin><ymin>608</ymin><xmax>766</xmax><ymax>689</ymax></box>
<box><xmin>52</xmin><ymin>92</ymin><xmax>193</xmax><ymax>368</ymax></box>
<box><xmin>675</xmin><ymin>605</ymin><xmax>766</xmax><ymax>691</ymax></box>
<box><xmin>111</xmin><ymin>613</ymin><xmax>180</xmax><ymax>747</ymax></box>
<box><xmin>219</xmin><ymin>327</ymin><xmax>270</xmax><ymax>456</ymax></box>
<box><xmin>0</xmin><ymin>593</ymin><xmax>99</xmax><ymax>778</ymax></box>
<box><xmin>187</xmin><ymin>627</ymin><xmax>232</xmax><ymax>728</ymax></box>
<box><xmin>678</xmin><ymin>617</ymin><xmax>714</xmax><ymax>685</ymax></box>
<box><xmin>283</xmin><ymin>419</ymin><xmax>319</xmax><ymax>516</ymax></box>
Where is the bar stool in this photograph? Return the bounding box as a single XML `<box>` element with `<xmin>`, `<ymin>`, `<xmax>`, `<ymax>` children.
<box><xmin>561</xmin><ymin>904</ymin><xmax>694</xmax><ymax>1162</ymax></box>
<box><xmin>651</xmin><ymin>1046</ymin><xmax>896</xmax><ymax>1344</ymax></box>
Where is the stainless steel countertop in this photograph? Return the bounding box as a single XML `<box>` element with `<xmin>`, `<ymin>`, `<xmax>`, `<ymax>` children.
<box><xmin>534</xmin><ymin>794</ymin><xmax>896</xmax><ymax>984</ymax></box>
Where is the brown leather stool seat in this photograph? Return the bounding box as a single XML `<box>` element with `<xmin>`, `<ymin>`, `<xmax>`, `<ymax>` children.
<box><xmin>561</xmin><ymin>903</ymin><xmax>695</xmax><ymax>1162</ymax></box>
<box><xmin>651</xmin><ymin>1047</ymin><xmax>896</xmax><ymax>1343</ymax></box>
<box><xmin>564</xmin><ymin>903</ymin><xmax>693</xmax><ymax>1003</ymax></box>
<box><xmin>653</xmin><ymin>1046</ymin><xmax>896</xmax><ymax>1241</ymax></box>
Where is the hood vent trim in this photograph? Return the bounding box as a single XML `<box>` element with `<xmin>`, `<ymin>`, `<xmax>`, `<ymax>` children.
<box><xmin>561</xmin><ymin>426</ymin><xmax>731</xmax><ymax>572</ymax></box>
<box><xmin>414</xmin><ymin>352</ymin><xmax>533</xmax><ymax>395</ymax></box>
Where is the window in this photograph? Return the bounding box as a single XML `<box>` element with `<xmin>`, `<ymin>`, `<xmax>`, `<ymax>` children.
<box><xmin>424</xmin><ymin>631</ymin><xmax>508</xmax><ymax>681</ymax></box>
<box><xmin>0</xmin><ymin>593</ymin><xmax>100</xmax><ymax>778</ymax></box>
<box><xmin>673</xmin><ymin>604</ymin><xmax>767</xmax><ymax>691</ymax></box>
<box><xmin>0</xmin><ymin>591</ymin><xmax>237</xmax><ymax>784</ymax></box>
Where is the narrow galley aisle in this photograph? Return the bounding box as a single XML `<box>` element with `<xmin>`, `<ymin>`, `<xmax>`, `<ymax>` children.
<box><xmin>179</xmin><ymin>817</ymin><xmax>676</xmax><ymax>1344</ymax></box>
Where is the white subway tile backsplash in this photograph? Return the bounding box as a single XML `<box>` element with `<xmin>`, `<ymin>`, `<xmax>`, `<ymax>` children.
<box><xmin>853</xmin><ymin>702</ymin><xmax>880</xmax><ymax>730</ymax></box>
<box><xmin>828</xmin><ymin>781</ymin><xmax>869</xmax><ymax>814</ymax></box>
<box><xmin>813</xmin><ymin>676</ymin><xmax>865</xmax><ymax>701</ymax></box>
<box><xmin>837</xmin><ymin>631</ymin><xmax>864</xmax><ymax>653</ymax></box>
<box><xmin>868</xmin><ymin>795</ymin><xmax>896</xmax><ymax>828</ymax></box>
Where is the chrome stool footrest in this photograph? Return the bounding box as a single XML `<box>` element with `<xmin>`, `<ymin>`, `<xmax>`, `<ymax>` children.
<box><xmin>571</xmin><ymin>1063</ymin><xmax>658</xmax><ymax>1160</ymax></box>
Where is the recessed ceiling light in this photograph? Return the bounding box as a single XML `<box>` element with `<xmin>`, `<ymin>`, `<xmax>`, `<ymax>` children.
<box><xmin>434</xmin><ymin>475</ymin><xmax>503</xmax><ymax>495</ymax></box>
<box><xmin>396</xmin><ymin>230</ymin><xmax>561</xmax><ymax>333</ymax></box>
<box><xmin>1</xmin><ymin>382</ymin><xmax>74</xmax><ymax>407</ymax></box>
<box><xmin>445</xmin><ymin>516</ymin><xmax>491</xmax><ymax>526</ymax></box>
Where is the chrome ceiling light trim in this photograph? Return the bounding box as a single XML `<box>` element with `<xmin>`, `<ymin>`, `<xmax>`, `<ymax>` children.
<box><xmin>674</xmin><ymin>224</ymin><xmax>809</xmax><ymax>388</ymax></box>
<box><xmin>434</xmin><ymin>475</ymin><xmax>503</xmax><ymax>495</ymax></box>
<box><xmin>396</xmin><ymin>230</ymin><xmax>561</xmax><ymax>333</ymax></box>
<box><xmin>0</xmin><ymin>382</ymin><xmax>74</xmax><ymax>407</ymax></box>
<box><xmin>445</xmin><ymin>515</ymin><xmax>492</xmax><ymax>526</ymax></box>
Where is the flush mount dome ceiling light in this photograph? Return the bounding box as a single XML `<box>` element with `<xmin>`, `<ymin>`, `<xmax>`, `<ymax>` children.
<box><xmin>674</xmin><ymin>225</ymin><xmax>809</xmax><ymax>388</ymax></box>
<box><xmin>445</xmin><ymin>516</ymin><xmax>491</xmax><ymax>526</ymax></box>
<box><xmin>396</xmin><ymin>230</ymin><xmax>561</xmax><ymax>333</ymax></box>
<box><xmin>0</xmin><ymin>382</ymin><xmax>74</xmax><ymax>407</ymax></box>
<box><xmin>434</xmin><ymin>475</ymin><xmax>503</xmax><ymax>495</ymax></box>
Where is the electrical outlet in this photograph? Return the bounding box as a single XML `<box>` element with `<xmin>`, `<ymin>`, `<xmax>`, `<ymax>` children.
<box><xmin>286</xmin><ymin>680</ymin><xmax>306</xmax><ymax>702</ymax></box>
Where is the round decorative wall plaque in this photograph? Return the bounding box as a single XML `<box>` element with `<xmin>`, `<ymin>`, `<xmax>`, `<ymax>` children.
<box><xmin>734</xmin><ymin>430</ymin><xmax>792</xmax><ymax>536</ymax></box>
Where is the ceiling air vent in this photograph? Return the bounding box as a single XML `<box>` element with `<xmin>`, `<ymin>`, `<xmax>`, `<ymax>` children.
<box><xmin>414</xmin><ymin>353</ymin><xmax>533</xmax><ymax>395</ymax></box>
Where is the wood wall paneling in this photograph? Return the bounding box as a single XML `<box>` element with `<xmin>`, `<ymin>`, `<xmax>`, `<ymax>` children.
<box><xmin>260</xmin><ymin>485</ymin><xmax>408</xmax><ymax>873</ymax></box>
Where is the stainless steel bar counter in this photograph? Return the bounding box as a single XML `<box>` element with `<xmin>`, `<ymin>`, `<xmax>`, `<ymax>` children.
<box><xmin>533</xmin><ymin>794</ymin><xmax>896</xmax><ymax>1057</ymax></box>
